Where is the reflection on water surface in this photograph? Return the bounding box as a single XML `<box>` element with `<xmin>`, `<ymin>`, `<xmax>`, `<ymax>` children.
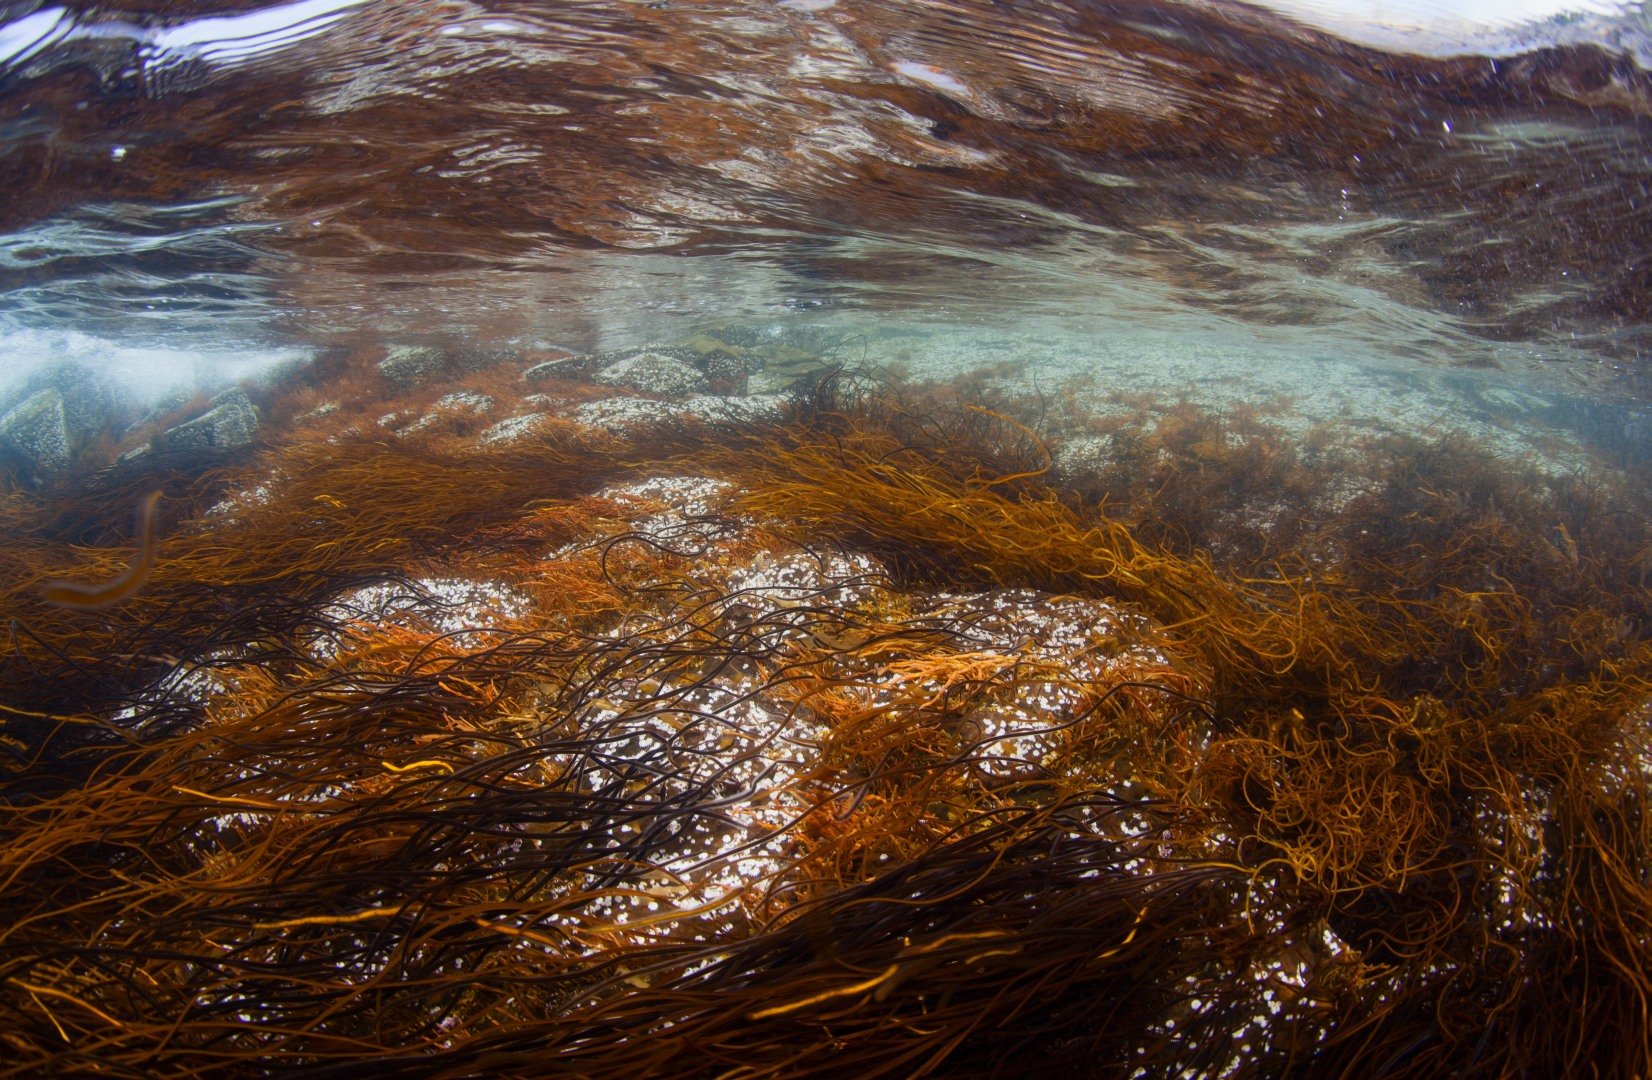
<box><xmin>0</xmin><ymin>0</ymin><xmax>1648</xmax><ymax>386</ymax></box>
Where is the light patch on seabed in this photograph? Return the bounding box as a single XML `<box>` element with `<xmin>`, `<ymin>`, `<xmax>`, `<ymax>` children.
<box><xmin>845</xmin><ymin>318</ymin><xmax>1609</xmax><ymax>472</ymax></box>
<box><xmin>312</xmin><ymin>578</ymin><xmax>535</xmax><ymax>655</ymax></box>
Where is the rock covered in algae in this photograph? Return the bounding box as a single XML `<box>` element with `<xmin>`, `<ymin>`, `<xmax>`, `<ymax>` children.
<box><xmin>161</xmin><ymin>388</ymin><xmax>259</xmax><ymax>452</ymax></box>
<box><xmin>0</xmin><ymin>387</ymin><xmax>71</xmax><ymax>481</ymax></box>
<box><xmin>521</xmin><ymin>356</ymin><xmax>584</xmax><ymax>383</ymax></box>
<box><xmin>594</xmin><ymin>350</ymin><xmax>708</xmax><ymax>396</ymax></box>
<box><xmin>8</xmin><ymin>362</ymin><xmax>116</xmax><ymax>443</ymax></box>
<box><xmin>0</xmin><ymin>361</ymin><xmax>120</xmax><ymax>482</ymax></box>
<box><xmin>376</xmin><ymin>345</ymin><xmax>447</xmax><ymax>391</ymax></box>
<box><xmin>0</xmin><ymin>341</ymin><xmax>1647</xmax><ymax>1080</ymax></box>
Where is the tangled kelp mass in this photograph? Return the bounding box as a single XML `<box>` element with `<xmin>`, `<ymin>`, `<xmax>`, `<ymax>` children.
<box><xmin>0</xmin><ymin>359</ymin><xmax>1647</xmax><ymax>1078</ymax></box>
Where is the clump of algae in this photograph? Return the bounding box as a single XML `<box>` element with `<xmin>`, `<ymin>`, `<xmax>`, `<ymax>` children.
<box><xmin>0</xmin><ymin>369</ymin><xmax>1645</xmax><ymax>1078</ymax></box>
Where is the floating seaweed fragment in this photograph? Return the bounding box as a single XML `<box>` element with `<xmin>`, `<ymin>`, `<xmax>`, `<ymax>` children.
<box><xmin>40</xmin><ymin>490</ymin><xmax>163</xmax><ymax>610</ymax></box>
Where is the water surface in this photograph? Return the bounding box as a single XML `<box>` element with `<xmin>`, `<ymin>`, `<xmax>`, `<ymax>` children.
<box><xmin>0</xmin><ymin>0</ymin><xmax>1649</xmax><ymax>431</ymax></box>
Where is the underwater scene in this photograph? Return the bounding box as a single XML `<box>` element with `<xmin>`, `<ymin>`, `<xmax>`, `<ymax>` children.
<box><xmin>0</xmin><ymin>0</ymin><xmax>1650</xmax><ymax>1075</ymax></box>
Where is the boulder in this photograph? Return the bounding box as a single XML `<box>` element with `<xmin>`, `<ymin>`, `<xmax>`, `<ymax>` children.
<box><xmin>433</xmin><ymin>391</ymin><xmax>495</xmax><ymax>416</ymax></box>
<box><xmin>521</xmin><ymin>349</ymin><xmax>603</xmax><ymax>384</ymax></box>
<box><xmin>479</xmin><ymin>413</ymin><xmax>549</xmax><ymax>446</ymax></box>
<box><xmin>161</xmin><ymin>388</ymin><xmax>258</xmax><ymax>453</ymax></box>
<box><xmin>121</xmin><ymin>387</ymin><xmax>194</xmax><ymax>441</ymax></box>
<box><xmin>28</xmin><ymin>362</ymin><xmax>116</xmax><ymax>444</ymax></box>
<box><xmin>0</xmin><ymin>362</ymin><xmax>118</xmax><ymax>468</ymax></box>
<box><xmin>571</xmin><ymin>397</ymin><xmax>679</xmax><ymax>429</ymax></box>
<box><xmin>377</xmin><ymin>346</ymin><xmax>447</xmax><ymax>392</ymax></box>
<box><xmin>445</xmin><ymin>346</ymin><xmax>511</xmax><ymax>375</ymax></box>
<box><xmin>595</xmin><ymin>351</ymin><xmax>707</xmax><ymax>396</ymax></box>
<box><xmin>0</xmin><ymin>388</ymin><xmax>72</xmax><ymax>481</ymax></box>
<box><xmin>522</xmin><ymin>357</ymin><xmax>579</xmax><ymax>384</ymax></box>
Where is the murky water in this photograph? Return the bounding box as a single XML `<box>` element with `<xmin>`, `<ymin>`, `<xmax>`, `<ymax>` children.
<box><xmin>1</xmin><ymin>2</ymin><xmax>1649</xmax><ymax>1077</ymax></box>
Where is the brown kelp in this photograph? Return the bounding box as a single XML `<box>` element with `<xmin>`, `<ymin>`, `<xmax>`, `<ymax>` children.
<box><xmin>0</xmin><ymin>368</ymin><xmax>1647</xmax><ymax>1078</ymax></box>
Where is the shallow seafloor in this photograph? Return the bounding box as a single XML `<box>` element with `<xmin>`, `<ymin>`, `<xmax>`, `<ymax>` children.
<box><xmin>0</xmin><ymin>332</ymin><xmax>1647</xmax><ymax>1078</ymax></box>
<box><xmin>1</xmin><ymin>0</ymin><xmax>1651</xmax><ymax>1074</ymax></box>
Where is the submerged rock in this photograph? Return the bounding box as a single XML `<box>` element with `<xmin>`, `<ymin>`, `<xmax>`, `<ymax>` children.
<box><xmin>595</xmin><ymin>351</ymin><xmax>707</xmax><ymax>396</ymax></box>
<box><xmin>13</xmin><ymin>363</ymin><xmax>117</xmax><ymax>446</ymax></box>
<box><xmin>571</xmin><ymin>393</ymin><xmax>783</xmax><ymax>431</ymax></box>
<box><xmin>521</xmin><ymin>357</ymin><xmax>579</xmax><ymax>384</ymax></box>
<box><xmin>433</xmin><ymin>391</ymin><xmax>495</xmax><ymax>415</ymax></box>
<box><xmin>122</xmin><ymin>388</ymin><xmax>195</xmax><ymax>442</ymax></box>
<box><xmin>0</xmin><ymin>362</ymin><xmax>120</xmax><ymax>481</ymax></box>
<box><xmin>162</xmin><ymin>389</ymin><xmax>259</xmax><ymax>452</ymax></box>
<box><xmin>571</xmin><ymin>397</ymin><xmax>679</xmax><ymax>429</ymax></box>
<box><xmin>445</xmin><ymin>346</ymin><xmax>512</xmax><ymax>375</ymax></box>
<box><xmin>0</xmin><ymin>388</ymin><xmax>72</xmax><ymax>481</ymax></box>
<box><xmin>378</xmin><ymin>346</ymin><xmax>447</xmax><ymax>391</ymax></box>
<box><xmin>395</xmin><ymin>391</ymin><xmax>498</xmax><ymax>437</ymax></box>
<box><xmin>478</xmin><ymin>413</ymin><xmax>550</xmax><ymax>445</ymax></box>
